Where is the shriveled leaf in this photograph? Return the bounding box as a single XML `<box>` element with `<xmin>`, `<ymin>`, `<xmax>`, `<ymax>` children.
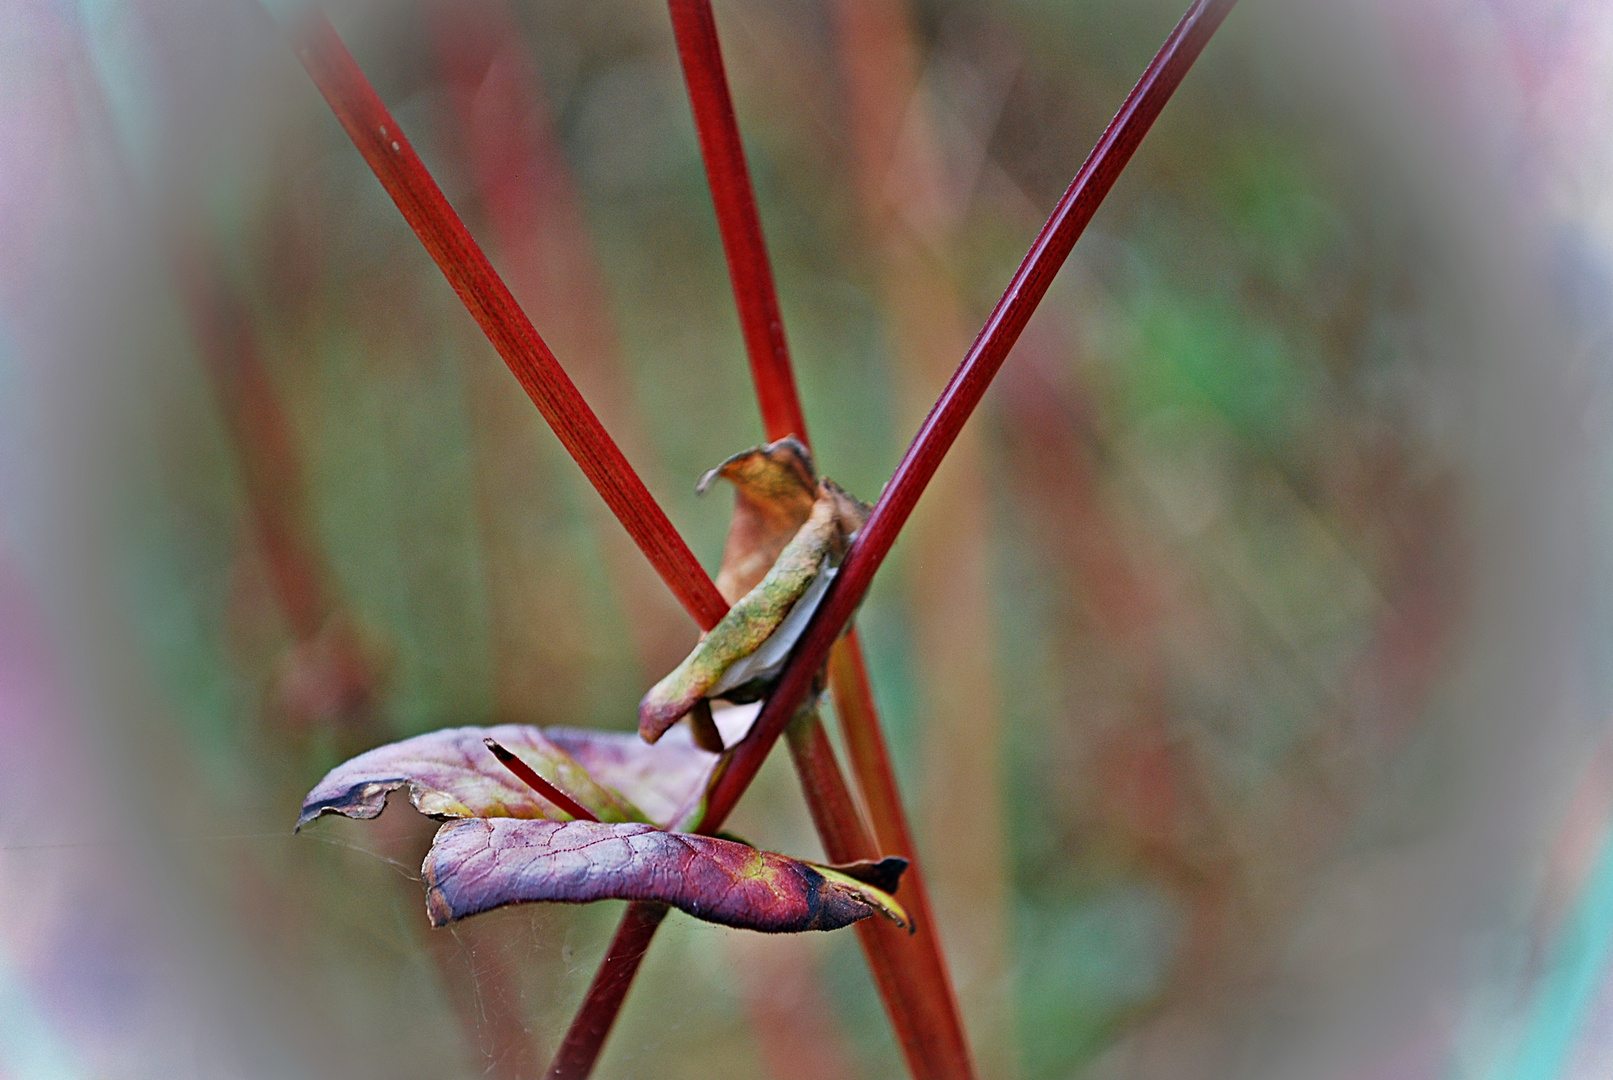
<box><xmin>297</xmin><ymin>724</ymin><xmax>647</xmax><ymax>829</ymax></box>
<box><xmin>638</xmin><ymin>497</ymin><xmax>838</xmax><ymax>742</ymax></box>
<box><xmin>422</xmin><ymin>818</ymin><xmax>911</xmax><ymax>933</ymax></box>
<box><xmin>700</xmin><ymin>437</ymin><xmax>819</xmax><ymax>604</ymax></box>
<box><xmin>637</xmin><ymin>443</ymin><xmax>874</xmax><ymax>745</ymax></box>
<box><xmin>706</xmin><ymin>565</ymin><xmax>836</xmax><ymax>698</ymax></box>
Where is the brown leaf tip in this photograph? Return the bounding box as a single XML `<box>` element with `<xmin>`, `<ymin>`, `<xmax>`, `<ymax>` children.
<box><xmin>696</xmin><ymin>436</ymin><xmax>816</xmax><ymax>498</ymax></box>
<box><xmin>825</xmin><ymin>856</ymin><xmax>908</xmax><ymax>895</ymax></box>
<box><xmin>295</xmin><ymin>778</ymin><xmax>405</xmax><ymax>832</ymax></box>
<box><xmin>806</xmin><ymin>864</ymin><xmax>913</xmax><ymax>933</ymax></box>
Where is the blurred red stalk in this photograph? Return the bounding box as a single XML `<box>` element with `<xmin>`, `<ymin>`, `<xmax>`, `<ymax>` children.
<box><xmin>177</xmin><ymin>253</ymin><xmax>331</xmax><ymax>643</ymax></box>
<box><xmin>667</xmin><ymin>0</ymin><xmax>803</xmax><ymax>443</ymax></box>
<box><xmin>288</xmin><ymin>10</ymin><xmax>728</xmax><ymax>632</ymax></box>
<box><xmin>428</xmin><ymin>0</ymin><xmax>693</xmax><ymax>687</ymax></box>
<box><xmin>706</xmin><ymin>0</ymin><xmax>1238</xmax><ymax>832</ymax></box>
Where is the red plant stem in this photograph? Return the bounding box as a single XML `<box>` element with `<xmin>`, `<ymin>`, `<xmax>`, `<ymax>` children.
<box><xmin>784</xmin><ymin>709</ymin><xmax>874</xmax><ymax>865</ymax></box>
<box><xmin>178</xmin><ymin>252</ymin><xmax>332</xmax><ymax>643</ymax></box>
<box><xmin>544</xmin><ymin>901</ymin><xmax>670</xmax><ymax>1080</ymax></box>
<box><xmin>287</xmin><ymin>10</ymin><xmax>728</xmax><ymax>632</ymax></box>
<box><xmin>665</xmin><ymin>6</ymin><xmax>976</xmax><ymax>1076</ymax></box>
<box><xmin>704</xmin><ymin>0</ymin><xmax>1237</xmax><ymax>832</ymax></box>
<box><xmin>664</xmin><ymin>6</ymin><xmax>946</xmax><ymax>955</ymax></box>
<box><xmin>827</xmin><ymin>630</ymin><xmax>956</xmax><ymax>982</ymax></box>
<box><xmin>665</xmin><ymin>0</ymin><xmax>950</xmax><ymax>971</ymax></box>
<box><xmin>666</xmin><ymin>0</ymin><xmax>951</xmax><ymax>971</ymax></box>
<box><xmin>827</xmin><ymin>635</ymin><xmax>918</xmax><ymax>893</ymax></box>
<box><xmin>484</xmin><ymin>739</ymin><xmax>601</xmax><ymax>822</ymax></box>
<box><xmin>666</xmin><ymin>0</ymin><xmax>804</xmax><ymax>443</ymax></box>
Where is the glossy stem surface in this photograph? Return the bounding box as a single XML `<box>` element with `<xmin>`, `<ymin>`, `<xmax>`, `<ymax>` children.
<box><xmin>666</xmin><ymin>3</ymin><xmax>975</xmax><ymax>1074</ymax></box>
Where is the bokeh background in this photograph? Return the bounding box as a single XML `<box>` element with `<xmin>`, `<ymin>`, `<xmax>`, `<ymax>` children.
<box><xmin>4</xmin><ymin>0</ymin><xmax>1613</xmax><ymax>1077</ymax></box>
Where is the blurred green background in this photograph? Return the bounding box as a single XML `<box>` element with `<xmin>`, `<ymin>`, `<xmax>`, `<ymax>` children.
<box><xmin>6</xmin><ymin>0</ymin><xmax>1606</xmax><ymax>1077</ymax></box>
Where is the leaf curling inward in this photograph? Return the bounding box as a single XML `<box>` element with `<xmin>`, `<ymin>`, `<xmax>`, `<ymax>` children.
<box><xmin>422</xmin><ymin>817</ymin><xmax>911</xmax><ymax>933</ymax></box>
<box><xmin>700</xmin><ymin>437</ymin><xmax>819</xmax><ymax>604</ymax></box>
<box><xmin>638</xmin><ymin>497</ymin><xmax>838</xmax><ymax>742</ymax></box>
<box><xmin>638</xmin><ymin>442</ymin><xmax>872</xmax><ymax>744</ymax></box>
<box><xmin>297</xmin><ymin>724</ymin><xmax>716</xmax><ymax>831</ymax></box>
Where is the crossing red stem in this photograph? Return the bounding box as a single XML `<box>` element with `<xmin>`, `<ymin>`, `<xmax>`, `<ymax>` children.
<box><xmin>288</xmin><ymin>9</ymin><xmax>728</xmax><ymax>632</ymax></box>
<box><xmin>704</xmin><ymin>0</ymin><xmax>1238</xmax><ymax>831</ymax></box>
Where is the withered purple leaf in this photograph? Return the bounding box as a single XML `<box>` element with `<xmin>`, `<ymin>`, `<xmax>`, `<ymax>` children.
<box><xmin>543</xmin><ymin>724</ymin><xmax>716</xmax><ymax>827</ymax></box>
<box><xmin>296</xmin><ymin>724</ymin><xmax>709</xmax><ymax>830</ymax></box>
<box><xmin>422</xmin><ymin>817</ymin><xmax>910</xmax><ymax>933</ymax></box>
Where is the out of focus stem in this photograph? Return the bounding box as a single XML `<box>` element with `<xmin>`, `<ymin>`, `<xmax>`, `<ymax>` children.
<box><xmin>543</xmin><ymin>902</ymin><xmax>670</xmax><ymax>1080</ymax></box>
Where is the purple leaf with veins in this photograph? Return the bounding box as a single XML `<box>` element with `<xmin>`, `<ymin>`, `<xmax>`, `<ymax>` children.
<box><xmin>423</xmin><ymin>818</ymin><xmax>909</xmax><ymax>933</ymax></box>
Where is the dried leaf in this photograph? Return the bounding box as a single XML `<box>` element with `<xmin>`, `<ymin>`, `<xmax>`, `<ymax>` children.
<box><xmin>700</xmin><ymin>437</ymin><xmax>819</xmax><ymax>604</ymax></box>
<box><xmin>297</xmin><ymin>724</ymin><xmax>656</xmax><ymax>829</ymax></box>
<box><xmin>638</xmin><ymin>496</ymin><xmax>839</xmax><ymax>741</ymax></box>
<box><xmin>638</xmin><ymin>443</ymin><xmax>873</xmax><ymax>745</ymax></box>
<box><xmin>422</xmin><ymin>818</ymin><xmax>910</xmax><ymax>933</ymax></box>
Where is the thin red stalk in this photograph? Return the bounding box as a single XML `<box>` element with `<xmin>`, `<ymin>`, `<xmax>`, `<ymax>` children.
<box><xmin>826</xmin><ymin>630</ymin><xmax>966</xmax><ymax>1052</ymax></box>
<box><xmin>665</xmin><ymin>0</ymin><xmax>949</xmax><ymax>956</ymax></box>
<box><xmin>784</xmin><ymin>710</ymin><xmax>875</xmax><ymax>864</ymax></box>
<box><xmin>787</xmin><ymin>709</ymin><xmax>929</xmax><ymax>1063</ymax></box>
<box><xmin>667</xmin><ymin>0</ymin><xmax>804</xmax><ymax>443</ymax></box>
<box><xmin>665</xmin><ymin>8</ymin><xmax>949</xmax><ymax>960</ymax></box>
<box><xmin>484</xmin><ymin>738</ymin><xmax>600</xmax><ymax>822</ymax></box>
<box><xmin>286</xmin><ymin>10</ymin><xmax>727</xmax><ymax>631</ymax></box>
<box><xmin>669</xmin><ymin>3</ymin><xmax>974</xmax><ymax>1072</ymax></box>
<box><xmin>827</xmin><ymin>634</ymin><xmax>921</xmax><ymax>899</ymax></box>
<box><xmin>705</xmin><ymin>0</ymin><xmax>1237</xmax><ymax>831</ymax></box>
<box><xmin>544</xmin><ymin>901</ymin><xmax>670</xmax><ymax>1080</ymax></box>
